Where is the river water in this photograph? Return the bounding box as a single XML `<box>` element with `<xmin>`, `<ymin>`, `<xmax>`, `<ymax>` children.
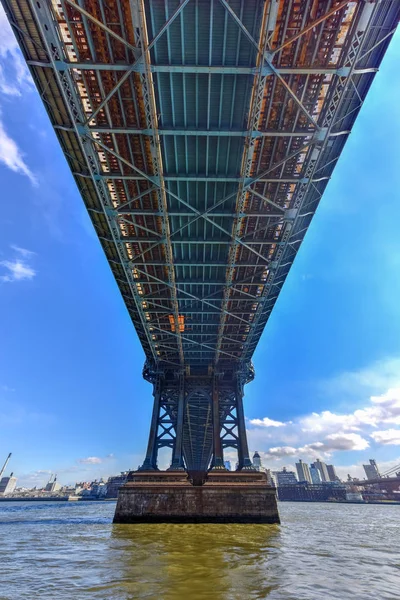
<box><xmin>0</xmin><ymin>500</ymin><xmax>398</xmax><ymax>599</ymax></box>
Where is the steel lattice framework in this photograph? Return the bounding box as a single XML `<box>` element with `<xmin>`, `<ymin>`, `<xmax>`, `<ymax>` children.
<box><xmin>3</xmin><ymin>0</ymin><xmax>398</xmax><ymax>474</ymax></box>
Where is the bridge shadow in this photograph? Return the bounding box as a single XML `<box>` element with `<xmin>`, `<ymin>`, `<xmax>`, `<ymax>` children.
<box><xmin>109</xmin><ymin>522</ymin><xmax>281</xmax><ymax>599</ymax></box>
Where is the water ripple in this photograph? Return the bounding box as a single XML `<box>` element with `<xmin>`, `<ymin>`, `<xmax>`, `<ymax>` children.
<box><xmin>0</xmin><ymin>501</ymin><xmax>398</xmax><ymax>599</ymax></box>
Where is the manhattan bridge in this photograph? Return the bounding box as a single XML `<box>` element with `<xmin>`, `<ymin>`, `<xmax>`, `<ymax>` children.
<box><xmin>4</xmin><ymin>0</ymin><xmax>398</xmax><ymax>484</ymax></box>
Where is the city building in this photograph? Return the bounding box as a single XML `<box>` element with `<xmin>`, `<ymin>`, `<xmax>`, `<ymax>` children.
<box><xmin>252</xmin><ymin>452</ymin><xmax>262</xmax><ymax>471</ymax></box>
<box><xmin>296</xmin><ymin>459</ymin><xmax>312</xmax><ymax>484</ymax></box>
<box><xmin>310</xmin><ymin>464</ymin><xmax>321</xmax><ymax>484</ymax></box>
<box><xmin>106</xmin><ymin>472</ymin><xmax>129</xmax><ymax>498</ymax></box>
<box><xmin>224</xmin><ymin>461</ymin><xmax>231</xmax><ymax>471</ymax></box>
<box><xmin>0</xmin><ymin>473</ymin><xmax>17</xmax><ymax>495</ymax></box>
<box><xmin>327</xmin><ymin>464</ymin><xmax>340</xmax><ymax>482</ymax></box>
<box><xmin>313</xmin><ymin>459</ymin><xmax>329</xmax><ymax>482</ymax></box>
<box><xmin>363</xmin><ymin>459</ymin><xmax>381</xmax><ymax>480</ymax></box>
<box><xmin>91</xmin><ymin>480</ymin><xmax>108</xmax><ymax>498</ymax></box>
<box><xmin>278</xmin><ymin>482</ymin><xmax>346</xmax><ymax>502</ymax></box>
<box><xmin>274</xmin><ymin>468</ymin><xmax>297</xmax><ymax>487</ymax></box>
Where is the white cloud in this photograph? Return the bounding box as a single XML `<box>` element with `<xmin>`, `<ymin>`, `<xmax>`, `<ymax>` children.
<box><xmin>0</xmin><ymin>5</ymin><xmax>33</xmax><ymax>96</ymax></box>
<box><xmin>0</xmin><ymin>117</ymin><xmax>37</xmax><ymax>185</ymax></box>
<box><xmin>249</xmin><ymin>417</ymin><xmax>286</xmax><ymax>427</ymax></box>
<box><xmin>0</xmin><ymin>245</ymin><xmax>37</xmax><ymax>283</ymax></box>
<box><xmin>78</xmin><ymin>456</ymin><xmax>103</xmax><ymax>464</ymax></box>
<box><xmin>11</xmin><ymin>245</ymin><xmax>35</xmax><ymax>257</ymax></box>
<box><xmin>260</xmin><ymin>433</ymin><xmax>369</xmax><ymax>462</ymax></box>
<box><xmin>370</xmin><ymin>429</ymin><xmax>400</xmax><ymax>446</ymax></box>
<box><xmin>0</xmin><ymin>258</ymin><xmax>36</xmax><ymax>282</ymax></box>
<box><xmin>324</xmin><ymin>432</ymin><xmax>369</xmax><ymax>451</ymax></box>
<box><xmin>0</xmin><ymin>7</ymin><xmax>37</xmax><ymax>184</ymax></box>
<box><xmin>246</xmin><ymin>359</ymin><xmax>400</xmax><ymax>469</ymax></box>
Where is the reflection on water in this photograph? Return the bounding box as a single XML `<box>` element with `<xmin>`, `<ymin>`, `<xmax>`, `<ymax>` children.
<box><xmin>0</xmin><ymin>501</ymin><xmax>399</xmax><ymax>600</ymax></box>
<box><xmin>110</xmin><ymin>523</ymin><xmax>280</xmax><ymax>600</ymax></box>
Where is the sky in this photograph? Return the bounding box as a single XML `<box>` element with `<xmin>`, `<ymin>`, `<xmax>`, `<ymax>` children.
<box><xmin>0</xmin><ymin>8</ymin><xmax>400</xmax><ymax>488</ymax></box>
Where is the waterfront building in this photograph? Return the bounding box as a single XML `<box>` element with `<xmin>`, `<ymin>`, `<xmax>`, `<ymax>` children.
<box><xmin>91</xmin><ymin>480</ymin><xmax>108</xmax><ymax>498</ymax></box>
<box><xmin>278</xmin><ymin>482</ymin><xmax>346</xmax><ymax>502</ymax></box>
<box><xmin>0</xmin><ymin>473</ymin><xmax>17</xmax><ymax>495</ymax></box>
<box><xmin>252</xmin><ymin>452</ymin><xmax>262</xmax><ymax>471</ymax></box>
<box><xmin>313</xmin><ymin>459</ymin><xmax>329</xmax><ymax>482</ymax></box>
<box><xmin>296</xmin><ymin>459</ymin><xmax>312</xmax><ymax>483</ymax></box>
<box><xmin>275</xmin><ymin>468</ymin><xmax>297</xmax><ymax>487</ymax></box>
<box><xmin>224</xmin><ymin>461</ymin><xmax>231</xmax><ymax>471</ymax></box>
<box><xmin>310</xmin><ymin>464</ymin><xmax>321</xmax><ymax>484</ymax></box>
<box><xmin>363</xmin><ymin>459</ymin><xmax>381</xmax><ymax>480</ymax></box>
<box><xmin>106</xmin><ymin>472</ymin><xmax>129</xmax><ymax>498</ymax></box>
<box><xmin>327</xmin><ymin>464</ymin><xmax>340</xmax><ymax>482</ymax></box>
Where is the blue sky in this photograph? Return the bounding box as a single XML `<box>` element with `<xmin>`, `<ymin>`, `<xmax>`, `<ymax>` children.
<box><xmin>0</xmin><ymin>7</ymin><xmax>399</xmax><ymax>487</ymax></box>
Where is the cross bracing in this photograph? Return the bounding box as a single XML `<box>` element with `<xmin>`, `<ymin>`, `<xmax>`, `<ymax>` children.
<box><xmin>3</xmin><ymin>0</ymin><xmax>399</xmax><ymax>373</ymax></box>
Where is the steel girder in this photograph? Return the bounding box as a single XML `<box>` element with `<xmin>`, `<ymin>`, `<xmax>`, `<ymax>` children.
<box><xmin>3</xmin><ymin>0</ymin><xmax>398</xmax><ymax>388</ymax></box>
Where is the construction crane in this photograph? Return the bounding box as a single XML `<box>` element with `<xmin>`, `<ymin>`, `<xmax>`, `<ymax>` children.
<box><xmin>381</xmin><ymin>463</ymin><xmax>400</xmax><ymax>478</ymax></box>
<box><xmin>0</xmin><ymin>453</ymin><xmax>12</xmax><ymax>480</ymax></box>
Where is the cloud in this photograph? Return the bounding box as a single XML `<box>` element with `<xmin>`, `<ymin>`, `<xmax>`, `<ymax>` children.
<box><xmin>0</xmin><ymin>7</ymin><xmax>37</xmax><ymax>184</ymax></box>
<box><xmin>249</xmin><ymin>417</ymin><xmax>286</xmax><ymax>427</ymax></box>
<box><xmin>261</xmin><ymin>433</ymin><xmax>369</xmax><ymax>462</ymax></box>
<box><xmin>0</xmin><ymin>259</ymin><xmax>36</xmax><ymax>282</ymax></box>
<box><xmin>319</xmin><ymin>357</ymin><xmax>400</xmax><ymax>400</ymax></box>
<box><xmin>246</xmin><ymin>361</ymin><xmax>400</xmax><ymax>468</ymax></box>
<box><xmin>370</xmin><ymin>429</ymin><xmax>400</xmax><ymax>446</ymax></box>
<box><xmin>0</xmin><ymin>5</ymin><xmax>33</xmax><ymax>96</ymax></box>
<box><xmin>324</xmin><ymin>432</ymin><xmax>369</xmax><ymax>451</ymax></box>
<box><xmin>77</xmin><ymin>453</ymin><xmax>116</xmax><ymax>465</ymax></box>
<box><xmin>11</xmin><ymin>245</ymin><xmax>35</xmax><ymax>257</ymax></box>
<box><xmin>78</xmin><ymin>456</ymin><xmax>103</xmax><ymax>464</ymax></box>
<box><xmin>0</xmin><ymin>117</ymin><xmax>37</xmax><ymax>185</ymax></box>
<box><xmin>0</xmin><ymin>245</ymin><xmax>37</xmax><ymax>283</ymax></box>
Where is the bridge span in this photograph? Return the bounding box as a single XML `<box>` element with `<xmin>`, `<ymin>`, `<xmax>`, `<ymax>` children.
<box><xmin>3</xmin><ymin>0</ymin><xmax>398</xmax><ymax>520</ymax></box>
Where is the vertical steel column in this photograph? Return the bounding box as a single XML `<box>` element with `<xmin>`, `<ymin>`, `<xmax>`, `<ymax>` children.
<box><xmin>139</xmin><ymin>376</ymin><xmax>162</xmax><ymax>470</ymax></box>
<box><xmin>169</xmin><ymin>373</ymin><xmax>185</xmax><ymax>470</ymax></box>
<box><xmin>211</xmin><ymin>376</ymin><xmax>226</xmax><ymax>469</ymax></box>
<box><xmin>236</xmin><ymin>377</ymin><xmax>254</xmax><ymax>470</ymax></box>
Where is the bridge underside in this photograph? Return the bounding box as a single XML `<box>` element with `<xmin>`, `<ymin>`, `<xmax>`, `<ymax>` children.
<box><xmin>3</xmin><ymin>0</ymin><xmax>398</xmax><ymax>504</ymax></box>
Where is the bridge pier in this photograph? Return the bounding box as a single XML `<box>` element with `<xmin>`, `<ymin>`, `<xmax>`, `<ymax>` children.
<box><xmin>114</xmin><ymin>361</ymin><xmax>279</xmax><ymax>524</ymax></box>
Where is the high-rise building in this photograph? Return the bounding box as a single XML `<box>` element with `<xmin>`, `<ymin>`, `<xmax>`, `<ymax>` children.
<box><xmin>327</xmin><ymin>464</ymin><xmax>339</xmax><ymax>482</ymax></box>
<box><xmin>363</xmin><ymin>459</ymin><xmax>381</xmax><ymax>480</ymax></box>
<box><xmin>224</xmin><ymin>460</ymin><xmax>231</xmax><ymax>471</ymax></box>
<box><xmin>0</xmin><ymin>473</ymin><xmax>17</xmax><ymax>495</ymax></box>
<box><xmin>296</xmin><ymin>459</ymin><xmax>312</xmax><ymax>483</ymax></box>
<box><xmin>313</xmin><ymin>459</ymin><xmax>329</xmax><ymax>482</ymax></box>
<box><xmin>252</xmin><ymin>451</ymin><xmax>262</xmax><ymax>471</ymax></box>
<box><xmin>309</xmin><ymin>464</ymin><xmax>321</xmax><ymax>484</ymax></box>
<box><xmin>274</xmin><ymin>467</ymin><xmax>297</xmax><ymax>487</ymax></box>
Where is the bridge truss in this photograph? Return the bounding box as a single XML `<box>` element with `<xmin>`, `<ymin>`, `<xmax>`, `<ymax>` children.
<box><xmin>4</xmin><ymin>0</ymin><xmax>398</xmax><ymax>473</ymax></box>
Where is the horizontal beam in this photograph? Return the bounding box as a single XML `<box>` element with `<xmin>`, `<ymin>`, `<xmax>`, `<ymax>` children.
<box><xmin>78</xmin><ymin>174</ymin><xmax>306</xmax><ymax>183</ymax></box>
<box><xmin>56</xmin><ymin>125</ymin><xmax>314</xmax><ymax>138</ymax></box>
<box><xmin>105</xmin><ymin>236</ymin><xmax>283</xmax><ymax>245</ymax></box>
<box><xmin>131</xmin><ymin>262</ymin><xmax>272</xmax><ymax>267</ymax></box>
<box><xmin>28</xmin><ymin>60</ymin><xmax>364</xmax><ymax>77</ymax></box>
<box><xmin>117</xmin><ymin>210</ymin><xmax>283</xmax><ymax>218</ymax></box>
<box><xmin>146</xmin><ymin>311</ymin><xmax>257</xmax><ymax>315</ymax></box>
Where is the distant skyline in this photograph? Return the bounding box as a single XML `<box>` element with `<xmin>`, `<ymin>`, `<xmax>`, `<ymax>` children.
<box><xmin>0</xmin><ymin>8</ymin><xmax>400</xmax><ymax>488</ymax></box>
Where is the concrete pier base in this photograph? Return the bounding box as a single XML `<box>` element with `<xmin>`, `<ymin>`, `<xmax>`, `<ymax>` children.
<box><xmin>113</xmin><ymin>470</ymin><xmax>280</xmax><ymax>524</ymax></box>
